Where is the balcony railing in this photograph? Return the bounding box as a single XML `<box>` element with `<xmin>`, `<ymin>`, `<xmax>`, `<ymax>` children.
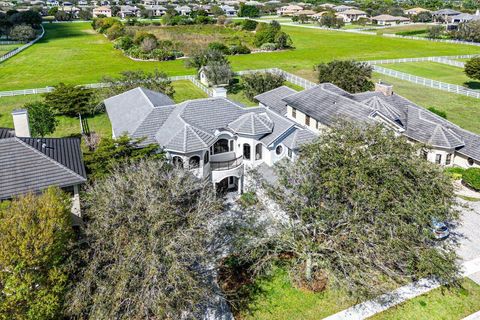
<box><xmin>210</xmin><ymin>156</ymin><xmax>243</xmax><ymax>171</ymax></box>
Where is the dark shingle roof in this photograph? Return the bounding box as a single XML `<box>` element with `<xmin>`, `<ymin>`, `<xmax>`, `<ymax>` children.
<box><xmin>0</xmin><ymin>136</ymin><xmax>86</xmax><ymax>200</ymax></box>
<box><xmin>0</xmin><ymin>128</ymin><xmax>15</xmax><ymax>139</ymax></box>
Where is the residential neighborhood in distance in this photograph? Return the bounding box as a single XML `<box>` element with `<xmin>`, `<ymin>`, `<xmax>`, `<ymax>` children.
<box><xmin>1</xmin><ymin>0</ymin><xmax>480</xmax><ymax>319</ymax></box>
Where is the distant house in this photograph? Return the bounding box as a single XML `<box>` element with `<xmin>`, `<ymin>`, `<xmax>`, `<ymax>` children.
<box><xmin>404</xmin><ymin>7</ymin><xmax>430</xmax><ymax>16</ymax></box>
<box><xmin>0</xmin><ymin>110</ymin><xmax>87</xmax><ymax>224</ymax></box>
<box><xmin>432</xmin><ymin>9</ymin><xmax>461</xmax><ymax>23</ymax></box>
<box><xmin>449</xmin><ymin>11</ymin><xmax>480</xmax><ymax>25</ymax></box>
<box><xmin>333</xmin><ymin>5</ymin><xmax>353</xmax><ymax>12</ymax></box>
<box><xmin>175</xmin><ymin>5</ymin><xmax>191</xmax><ymax>16</ymax></box>
<box><xmin>221</xmin><ymin>4</ymin><xmax>237</xmax><ymax>17</ymax></box>
<box><xmin>93</xmin><ymin>5</ymin><xmax>111</xmax><ymax>17</ymax></box>
<box><xmin>293</xmin><ymin>9</ymin><xmax>316</xmax><ymax>17</ymax></box>
<box><xmin>144</xmin><ymin>4</ymin><xmax>167</xmax><ymax>16</ymax></box>
<box><xmin>372</xmin><ymin>14</ymin><xmax>410</xmax><ymax>25</ymax></box>
<box><xmin>58</xmin><ymin>6</ymin><xmax>81</xmax><ymax>18</ymax></box>
<box><xmin>119</xmin><ymin>5</ymin><xmax>140</xmax><ymax>18</ymax></box>
<box><xmin>277</xmin><ymin>5</ymin><xmax>303</xmax><ymax>16</ymax></box>
<box><xmin>337</xmin><ymin>8</ymin><xmax>367</xmax><ymax>22</ymax></box>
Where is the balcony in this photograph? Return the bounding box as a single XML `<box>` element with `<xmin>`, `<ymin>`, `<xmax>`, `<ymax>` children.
<box><xmin>210</xmin><ymin>156</ymin><xmax>243</xmax><ymax>171</ymax></box>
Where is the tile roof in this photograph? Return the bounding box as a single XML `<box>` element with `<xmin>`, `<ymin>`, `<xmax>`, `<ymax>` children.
<box><xmin>0</xmin><ymin>136</ymin><xmax>86</xmax><ymax>200</ymax></box>
<box><xmin>254</xmin><ymin>85</ymin><xmax>297</xmax><ymax>115</ymax></box>
<box><xmin>282</xmin><ymin>127</ymin><xmax>317</xmax><ymax>150</ymax></box>
<box><xmin>228</xmin><ymin>112</ymin><xmax>274</xmax><ymax>136</ymax></box>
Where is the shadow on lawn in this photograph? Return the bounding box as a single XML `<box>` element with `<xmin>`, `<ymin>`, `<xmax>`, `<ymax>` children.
<box><xmin>464</xmin><ymin>81</ymin><xmax>480</xmax><ymax>90</ymax></box>
<box><xmin>37</xmin><ymin>23</ymin><xmax>91</xmax><ymax>43</ymax></box>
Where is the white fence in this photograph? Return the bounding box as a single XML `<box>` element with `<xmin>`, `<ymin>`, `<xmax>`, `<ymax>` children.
<box><xmin>0</xmin><ymin>25</ymin><xmax>45</xmax><ymax>63</ymax></box>
<box><xmin>367</xmin><ymin>54</ymin><xmax>476</xmax><ymax>66</ymax></box>
<box><xmin>0</xmin><ymin>40</ymin><xmax>23</xmax><ymax>45</ymax></box>
<box><xmin>373</xmin><ymin>65</ymin><xmax>480</xmax><ymax>99</ymax></box>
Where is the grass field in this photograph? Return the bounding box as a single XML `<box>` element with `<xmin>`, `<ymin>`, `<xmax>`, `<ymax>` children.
<box><xmin>371</xmin><ymin>24</ymin><xmax>431</xmax><ymax>35</ymax></box>
<box><xmin>369</xmin><ymin>279</ymin><xmax>480</xmax><ymax>320</ymax></box>
<box><xmin>384</xmin><ymin>61</ymin><xmax>480</xmax><ymax>90</ymax></box>
<box><xmin>0</xmin><ymin>44</ymin><xmax>19</xmax><ymax>55</ymax></box>
<box><xmin>0</xmin><ymin>80</ymin><xmax>207</xmax><ymax>138</ymax></box>
<box><xmin>1</xmin><ymin>22</ymin><xmax>479</xmax><ymax>91</ymax></box>
<box><xmin>372</xmin><ymin>73</ymin><xmax>480</xmax><ymax>134</ymax></box>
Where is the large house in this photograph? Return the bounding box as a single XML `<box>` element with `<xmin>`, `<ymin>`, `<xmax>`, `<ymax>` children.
<box><xmin>105</xmin><ymin>82</ymin><xmax>480</xmax><ymax>193</ymax></box>
<box><xmin>93</xmin><ymin>5</ymin><xmax>111</xmax><ymax>17</ymax></box>
<box><xmin>0</xmin><ymin>110</ymin><xmax>87</xmax><ymax>223</ymax></box>
<box><xmin>277</xmin><ymin>5</ymin><xmax>303</xmax><ymax>16</ymax></box>
<box><xmin>372</xmin><ymin>14</ymin><xmax>410</xmax><ymax>25</ymax></box>
<box><xmin>337</xmin><ymin>9</ymin><xmax>367</xmax><ymax>22</ymax></box>
<box><xmin>258</xmin><ymin>82</ymin><xmax>480</xmax><ymax>168</ymax></box>
<box><xmin>104</xmin><ymin>87</ymin><xmax>316</xmax><ymax>193</ymax></box>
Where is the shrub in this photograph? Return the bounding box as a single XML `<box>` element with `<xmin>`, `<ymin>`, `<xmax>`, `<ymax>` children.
<box><xmin>106</xmin><ymin>23</ymin><xmax>125</xmax><ymax>40</ymax></box>
<box><xmin>463</xmin><ymin>168</ymin><xmax>480</xmax><ymax>191</ymax></box>
<box><xmin>9</xmin><ymin>24</ymin><xmax>36</xmax><ymax>41</ymax></box>
<box><xmin>445</xmin><ymin>167</ymin><xmax>464</xmax><ymax>180</ymax></box>
<box><xmin>238</xmin><ymin>191</ymin><xmax>258</xmax><ymax>208</ymax></box>
<box><xmin>464</xmin><ymin>57</ymin><xmax>480</xmax><ymax>81</ymax></box>
<box><xmin>242</xmin><ymin>19</ymin><xmax>258</xmax><ymax>31</ymax></box>
<box><xmin>427</xmin><ymin>25</ymin><xmax>444</xmax><ymax>39</ymax></box>
<box><xmin>140</xmin><ymin>36</ymin><xmax>158</xmax><ymax>53</ymax></box>
<box><xmin>275</xmin><ymin>31</ymin><xmax>292</xmax><ymax>49</ymax></box>
<box><xmin>427</xmin><ymin>107</ymin><xmax>447</xmax><ymax>119</ymax></box>
<box><xmin>93</xmin><ymin>17</ymin><xmax>120</xmax><ymax>33</ymax></box>
<box><xmin>229</xmin><ymin>44</ymin><xmax>251</xmax><ymax>55</ymax></box>
<box><xmin>238</xmin><ymin>4</ymin><xmax>260</xmax><ymax>18</ymax></box>
<box><xmin>260</xmin><ymin>42</ymin><xmax>277</xmax><ymax>51</ymax></box>
<box><xmin>208</xmin><ymin>42</ymin><xmax>231</xmax><ymax>55</ymax></box>
<box><xmin>133</xmin><ymin>31</ymin><xmax>156</xmax><ymax>45</ymax></box>
<box><xmin>114</xmin><ymin>36</ymin><xmax>134</xmax><ymax>50</ymax></box>
<box><xmin>242</xmin><ymin>71</ymin><xmax>285</xmax><ymax>100</ymax></box>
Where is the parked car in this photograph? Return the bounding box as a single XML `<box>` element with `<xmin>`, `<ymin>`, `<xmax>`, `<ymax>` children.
<box><xmin>432</xmin><ymin>219</ymin><xmax>450</xmax><ymax>240</ymax></box>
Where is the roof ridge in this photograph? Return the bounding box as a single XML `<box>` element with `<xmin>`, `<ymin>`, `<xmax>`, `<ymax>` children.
<box><xmin>14</xmin><ymin>137</ymin><xmax>86</xmax><ymax>182</ymax></box>
<box><xmin>187</xmin><ymin>124</ymin><xmax>210</xmax><ymax>148</ymax></box>
<box><xmin>137</xmin><ymin>87</ymin><xmax>155</xmax><ymax>108</ymax></box>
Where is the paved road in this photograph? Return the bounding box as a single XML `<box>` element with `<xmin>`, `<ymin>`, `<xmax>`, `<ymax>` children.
<box><xmin>456</xmin><ymin>199</ymin><xmax>480</xmax><ymax>262</ymax></box>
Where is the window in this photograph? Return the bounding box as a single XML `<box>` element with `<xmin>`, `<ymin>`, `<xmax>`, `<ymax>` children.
<box><xmin>435</xmin><ymin>154</ymin><xmax>442</xmax><ymax>164</ymax></box>
<box><xmin>288</xmin><ymin>148</ymin><xmax>293</xmax><ymax>158</ymax></box>
<box><xmin>468</xmin><ymin>157</ymin><xmax>475</xmax><ymax>166</ymax></box>
<box><xmin>292</xmin><ymin>108</ymin><xmax>296</xmax><ymax>118</ymax></box>
<box><xmin>230</xmin><ymin>140</ymin><xmax>234</xmax><ymax>152</ymax></box>
<box><xmin>229</xmin><ymin>177</ymin><xmax>234</xmax><ymax>184</ymax></box>
<box><xmin>446</xmin><ymin>153</ymin><xmax>452</xmax><ymax>165</ymax></box>
<box><xmin>243</xmin><ymin>144</ymin><xmax>251</xmax><ymax>160</ymax></box>
<box><xmin>276</xmin><ymin>145</ymin><xmax>283</xmax><ymax>155</ymax></box>
<box><xmin>204</xmin><ymin>151</ymin><xmax>209</xmax><ymax>164</ymax></box>
<box><xmin>255</xmin><ymin>143</ymin><xmax>262</xmax><ymax>160</ymax></box>
<box><xmin>172</xmin><ymin>156</ymin><xmax>184</xmax><ymax>168</ymax></box>
<box><xmin>189</xmin><ymin>156</ymin><xmax>200</xmax><ymax>169</ymax></box>
<box><xmin>214</xmin><ymin>139</ymin><xmax>229</xmax><ymax>154</ymax></box>
<box><xmin>305</xmin><ymin>115</ymin><xmax>310</xmax><ymax>126</ymax></box>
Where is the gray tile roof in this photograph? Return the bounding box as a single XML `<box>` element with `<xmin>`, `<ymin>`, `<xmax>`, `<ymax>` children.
<box><xmin>0</xmin><ymin>136</ymin><xmax>86</xmax><ymax>200</ymax></box>
<box><xmin>254</xmin><ymin>85</ymin><xmax>297</xmax><ymax>115</ymax></box>
<box><xmin>260</xmin><ymin>109</ymin><xmax>297</xmax><ymax>146</ymax></box>
<box><xmin>105</xmin><ymin>87</ymin><xmax>174</xmax><ymax>137</ymax></box>
<box><xmin>283</xmin><ymin>127</ymin><xmax>317</xmax><ymax>150</ymax></box>
<box><xmin>228</xmin><ymin>112</ymin><xmax>274</xmax><ymax>136</ymax></box>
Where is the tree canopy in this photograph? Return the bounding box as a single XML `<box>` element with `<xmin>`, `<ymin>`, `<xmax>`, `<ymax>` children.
<box><xmin>248</xmin><ymin>122</ymin><xmax>460</xmax><ymax>299</ymax></box>
<box><xmin>465</xmin><ymin>56</ymin><xmax>480</xmax><ymax>81</ymax></box>
<box><xmin>316</xmin><ymin>60</ymin><xmax>374</xmax><ymax>93</ymax></box>
<box><xmin>44</xmin><ymin>83</ymin><xmax>96</xmax><ymax>117</ymax></box>
<box><xmin>241</xmin><ymin>72</ymin><xmax>285</xmax><ymax>101</ymax></box>
<box><xmin>67</xmin><ymin>160</ymin><xmax>223</xmax><ymax>319</ymax></box>
<box><xmin>0</xmin><ymin>188</ymin><xmax>73</xmax><ymax>319</ymax></box>
<box><xmin>26</xmin><ymin>102</ymin><xmax>58</xmax><ymax>137</ymax></box>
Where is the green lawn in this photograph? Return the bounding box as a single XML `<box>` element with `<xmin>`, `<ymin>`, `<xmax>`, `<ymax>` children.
<box><xmin>0</xmin><ymin>44</ymin><xmax>19</xmax><ymax>55</ymax></box>
<box><xmin>369</xmin><ymin>279</ymin><xmax>480</xmax><ymax>320</ymax></box>
<box><xmin>242</xmin><ymin>268</ymin><xmax>356</xmax><ymax>320</ymax></box>
<box><xmin>384</xmin><ymin>61</ymin><xmax>480</xmax><ymax>90</ymax></box>
<box><xmin>372</xmin><ymin>73</ymin><xmax>480</xmax><ymax>134</ymax></box>
<box><xmin>1</xmin><ymin>22</ymin><xmax>479</xmax><ymax>91</ymax></box>
<box><xmin>372</xmin><ymin>24</ymin><xmax>431</xmax><ymax>35</ymax></box>
<box><xmin>0</xmin><ymin>80</ymin><xmax>207</xmax><ymax>138</ymax></box>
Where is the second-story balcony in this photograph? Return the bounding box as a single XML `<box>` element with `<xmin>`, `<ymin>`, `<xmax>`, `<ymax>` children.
<box><xmin>210</xmin><ymin>155</ymin><xmax>243</xmax><ymax>171</ymax></box>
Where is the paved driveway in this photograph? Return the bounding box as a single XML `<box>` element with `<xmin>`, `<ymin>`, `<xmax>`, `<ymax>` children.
<box><xmin>455</xmin><ymin>199</ymin><xmax>480</xmax><ymax>262</ymax></box>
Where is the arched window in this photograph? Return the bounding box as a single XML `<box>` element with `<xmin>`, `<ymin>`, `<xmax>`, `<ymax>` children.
<box><xmin>255</xmin><ymin>143</ymin><xmax>262</xmax><ymax>160</ymax></box>
<box><xmin>189</xmin><ymin>156</ymin><xmax>200</xmax><ymax>169</ymax></box>
<box><xmin>276</xmin><ymin>145</ymin><xmax>283</xmax><ymax>155</ymax></box>
<box><xmin>172</xmin><ymin>156</ymin><xmax>184</xmax><ymax>168</ymax></box>
<box><xmin>214</xmin><ymin>139</ymin><xmax>229</xmax><ymax>154</ymax></box>
<box><xmin>243</xmin><ymin>143</ymin><xmax>251</xmax><ymax>160</ymax></box>
<box><xmin>204</xmin><ymin>151</ymin><xmax>209</xmax><ymax>164</ymax></box>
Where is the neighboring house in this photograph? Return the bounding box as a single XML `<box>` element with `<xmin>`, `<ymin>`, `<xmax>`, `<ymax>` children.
<box><xmin>119</xmin><ymin>5</ymin><xmax>140</xmax><ymax>18</ymax></box>
<box><xmin>333</xmin><ymin>5</ymin><xmax>354</xmax><ymax>12</ymax></box>
<box><xmin>432</xmin><ymin>9</ymin><xmax>461</xmax><ymax>23</ymax></box>
<box><xmin>175</xmin><ymin>5</ymin><xmax>191</xmax><ymax>16</ymax></box>
<box><xmin>104</xmin><ymin>87</ymin><xmax>316</xmax><ymax>194</ymax></box>
<box><xmin>260</xmin><ymin>82</ymin><xmax>480</xmax><ymax>168</ymax></box>
<box><xmin>404</xmin><ymin>7</ymin><xmax>430</xmax><ymax>16</ymax></box>
<box><xmin>221</xmin><ymin>4</ymin><xmax>237</xmax><ymax>16</ymax></box>
<box><xmin>0</xmin><ymin>110</ymin><xmax>87</xmax><ymax>224</ymax></box>
<box><xmin>93</xmin><ymin>5</ymin><xmax>111</xmax><ymax>17</ymax></box>
<box><xmin>293</xmin><ymin>9</ymin><xmax>316</xmax><ymax>17</ymax></box>
<box><xmin>449</xmin><ymin>11</ymin><xmax>480</xmax><ymax>25</ymax></box>
<box><xmin>337</xmin><ymin>9</ymin><xmax>367</xmax><ymax>22</ymax></box>
<box><xmin>144</xmin><ymin>4</ymin><xmax>167</xmax><ymax>16</ymax></box>
<box><xmin>372</xmin><ymin>14</ymin><xmax>410</xmax><ymax>25</ymax></box>
<box><xmin>58</xmin><ymin>5</ymin><xmax>81</xmax><ymax>18</ymax></box>
<box><xmin>277</xmin><ymin>5</ymin><xmax>303</xmax><ymax>16</ymax></box>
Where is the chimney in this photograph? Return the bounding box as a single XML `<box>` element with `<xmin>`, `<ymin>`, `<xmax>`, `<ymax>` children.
<box><xmin>11</xmin><ymin>109</ymin><xmax>31</xmax><ymax>137</ymax></box>
<box><xmin>211</xmin><ymin>86</ymin><xmax>227</xmax><ymax>98</ymax></box>
<box><xmin>374</xmin><ymin>80</ymin><xmax>393</xmax><ymax>96</ymax></box>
